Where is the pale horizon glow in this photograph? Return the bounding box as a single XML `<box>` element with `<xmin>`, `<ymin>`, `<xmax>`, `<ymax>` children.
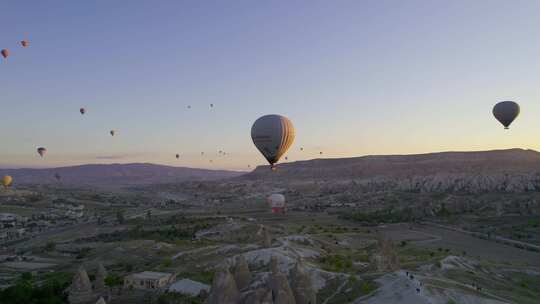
<box><xmin>2</xmin><ymin>1</ymin><xmax>540</xmax><ymax>170</ymax></box>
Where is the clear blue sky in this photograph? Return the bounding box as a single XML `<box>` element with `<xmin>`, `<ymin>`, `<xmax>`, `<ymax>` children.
<box><xmin>2</xmin><ymin>1</ymin><xmax>540</xmax><ymax>170</ymax></box>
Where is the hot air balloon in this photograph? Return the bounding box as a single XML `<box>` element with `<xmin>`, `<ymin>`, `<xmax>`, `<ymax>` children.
<box><xmin>319</xmin><ymin>151</ymin><xmax>323</xmax><ymax>155</ymax></box>
<box><xmin>80</xmin><ymin>108</ymin><xmax>86</xmax><ymax>115</ymax></box>
<box><xmin>176</xmin><ymin>154</ymin><xmax>180</xmax><ymax>159</ymax></box>
<box><xmin>201</xmin><ymin>152</ymin><xmax>204</xmax><ymax>156</ymax></box>
<box><xmin>1</xmin><ymin>49</ymin><xmax>9</xmax><ymax>59</ymax></box>
<box><xmin>2</xmin><ymin>175</ymin><xmax>13</xmax><ymax>188</ymax></box>
<box><xmin>493</xmin><ymin>101</ymin><xmax>520</xmax><ymax>129</ymax></box>
<box><xmin>54</xmin><ymin>173</ymin><xmax>61</xmax><ymax>181</ymax></box>
<box><xmin>110</xmin><ymin>130</ymin><xmax>115</xmax><ymax>136</ymax></box>
<box><xmin>285</xmin><ymin>156</ymin><xmax>288</xmax><ymax>160</ymax></box>
<box><xmin>267</xmin><ymin>193</ymin><xmax>286</xmax><ymax>214</ymax></box>
<box><xmin>300</xmin><ymin>147</ymin><xmax>304</xmax><ymax>151</ymax></box>
<box><xmin>210</xmin><ymin>104</ymin><xmax>214</xmax><ymax>108</ymax></box>
<box><xmin>251</xmin><ymin>114</ymin><xmax>295</xmax><ymax>170</ymax></box>
<box><xmin>21</xmin><ymin>40</ymin><xmax>29</xmax><ymax>48</ymax></box>
<box><xmin>37</xmin><ymin>147</ymin><xmax>47</xmax><ymax>157</ymax></box>
<box><xmin>187</xmin><ymin>105</ymin><xmax>191</xmax><ymax>109</ymax></box>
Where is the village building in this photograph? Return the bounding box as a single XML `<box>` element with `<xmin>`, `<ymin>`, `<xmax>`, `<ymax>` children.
<box><xmin>123</xmin><ymin>271</ymin><xmax>176</xmax><ymax>290</ymax></box>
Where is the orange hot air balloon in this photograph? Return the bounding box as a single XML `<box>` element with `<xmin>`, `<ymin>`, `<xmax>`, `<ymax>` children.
<box><xmin>1</xmin><ymin>49</ymin><xmax>9</xmax><ymax>59</ymax></box>
<box><xmin>37</xmin><ymin>147</ymin><xmax>47</xmax><ymax>157</ymax></box>
<box><xmin>21</xmin><ymin>40</ymin><xmax>29</xmax><ymax>48</ymax></box>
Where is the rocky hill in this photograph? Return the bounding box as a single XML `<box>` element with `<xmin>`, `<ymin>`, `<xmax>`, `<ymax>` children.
<box><xmin>246</xmin><ymin>149</ymin><xmax>540</xmax><ymax>193</ymax></box>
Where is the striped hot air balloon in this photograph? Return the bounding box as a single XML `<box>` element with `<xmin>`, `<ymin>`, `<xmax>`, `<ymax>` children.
<box><xmin>251</xmin><ymin>114</ymin><xmax>295</xmax><ymax>170</ymax></box>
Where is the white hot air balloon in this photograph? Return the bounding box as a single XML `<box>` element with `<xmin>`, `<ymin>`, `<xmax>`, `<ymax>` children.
<box><xmin>267</xmin><ymin>193</ymin><xmax>286</xmax><ymax>214</ymax></box>
<box><xmin>251</xmin><ymin>114</ymin><xmax>295</xmax><ymax>170</ymax></box>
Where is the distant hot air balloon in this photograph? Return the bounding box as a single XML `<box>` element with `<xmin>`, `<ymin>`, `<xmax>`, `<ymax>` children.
<box><xmin>176</xmin><ymin>154</ymin><xmax>180</xmax><ymax>159</ymax></box>
<box><xmin>37</xmin><ymin>147</ymin><xmax>47</xmax><ymax>157</ymax></box>
<box><xmin>80</xmin><ymin>108</ymin><xmax>86</xmax><ymax>115</ymax></box>
<box><xmin>2</xmin><ymin>175</ymin><xmax>13</xmax><ymax>188</ymax></box>
<box><xmin>267</xmin><ymin>193</ymin><xmax>286</xmax><ymax>214</ymax></box>
<box><xmin>210</xmin><ymin>104</ymin><xmax>214</xmax><ymax>108</ymax></box>
<box><xmin>300</xmin><ymin>147</ymin><xmax>304</xmax><ymax>151</ymax></box>
<box><xmin>493</xmin><ymin>101</ymin><xmax>520</xmax><ymax>129</ymax></box>
<box><xmin>319</xmin><ymin>151</ymin><xmax>323</xmax><ymax>155</ymax></box>
<box><xmin>54</xmin><ymin>173</ymin><xmax>61</xmax><ymax>181</ymax></box>
<box><xmin>21</xmin><ymin>40</ymin><xmax>29</xmax><ymax>48</ymax></box>
<box><xmin>201</xmin><ymin>152</ymin><xmax>204</xmax><ymax>156</ymax></box>
<box><xmin>110</xmin><ymin>130</ymin><xmax>115</xmax><ymax>136</ymax></box>
<box><xmin>1</xmin><ymin>49</ymin><xmax>9</xmax><ymax>59</ymax></box>
<box><xmin>187</xmin><ymin>105</ymin><xmax>191</xmax><ymax>109</ymax></box>
<box><xmin>251</xmin><ymin>114</ymin><xmax>295</xmax><ymax>170</ymax></box>
<box><xmin>285</xmin><ymin>156</ymin><xmax>288</xmax><ymax>160</ymax></box>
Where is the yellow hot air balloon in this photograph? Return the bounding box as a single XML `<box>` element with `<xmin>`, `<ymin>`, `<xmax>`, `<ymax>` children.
<box><xmin>2</xmin><ymin>175</ymin><xmax>13</xmax><ymax>188</ymax></box>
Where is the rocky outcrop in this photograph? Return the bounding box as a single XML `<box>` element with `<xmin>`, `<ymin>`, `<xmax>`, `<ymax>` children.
<box><xmin>68</xmin><ymin>266</ymin><xmax>95</xmax><ymax>304</ymax></box>
<box><xmin>95</xmin><ymin>297</ymin><xmax>106</xmax><ymax>304</ymax></box>
<box><xmin>94</xmin><ymin>263</ymin><xmax>107</xmax><ymax>292</ymax></box>
<box><xmin>207</xmin><ymin>267</ymin><xmax>240</xmax><ymax>304</ymax></box>
<box><xmin>243</xmin><ymin>288</ymin><xmax>273</xmax><ymax>304</ymax></box>
<box><xmin>270</xmin><ymin>256</ymin><xmax>296</xmax><ymax>304</ymax></box>
<box><xmin>290</xmin><ymin>260</ymin><xmax>316</xmax><ymax>304</ymax></box>
<box><xmin>256</xmin><ymin>225</ymin><xmax>273</xmax><ymax>248</ymax></box>
<box><xmin>234</xmin><ymin>255</ymin><xmax>252</xmax><ymax>290</ymax></box>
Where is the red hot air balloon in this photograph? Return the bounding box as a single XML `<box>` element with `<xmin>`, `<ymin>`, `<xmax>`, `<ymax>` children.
<box><xmin>80</xmin><ymin>108</ymin><xmax>86</xmax><ymax>115</ymax></box>
<box><xmin>37</xmin><ymin>147</ymin><xmax>47</xmax><ymax>157</ymax></box>
<box><xmin>1</xmin><ymin>49</ymin><xmax>9</xmax><ymax>59</ymax></box>
<box><xmin>21</xmin><ymin>40</ymin><xmax>29</xmax><ymax>48</ymax></box>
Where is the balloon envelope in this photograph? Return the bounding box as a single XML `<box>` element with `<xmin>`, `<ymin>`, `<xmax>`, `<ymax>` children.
<box><xmin>37</xmin><ymin>147</ymin><xmax>46</xmax><ymax>157</ymax></box>
<box><xmin>80</xmin><ymin>108</ymin><xmax>86</xmax><ymax>115</ymax></box>
<box><xmin>176</xmin><ymin>154</ymin><xmax>180</xmax><ymax>159</ymax></box>
<box><xmin>493</xmin><ymin>101</ymin><xmax>520</xmax><ymax>129</ymax></box>
<box><xmin>110</xmin><ymin>130</ymin><xmax>115</xmax><ymax>136</ymax></box>
<box><xmin>2</xmin><ymin>175</ymin><xmax>13</xmax><ymax>187</ymax></box>
<box><xmin>251</xmin><ymin>114</ymin><xmax>295</xmax><ymax>168</ymax></box>
<box><xmin>21</xmin><ymin>40</ymin><xmax>29</xmax><ymax>47</ymax></box>
<box><xmin>1</xmin><ymin>49</ymin><xmax>9</xmax><ymax>58</ymax></box>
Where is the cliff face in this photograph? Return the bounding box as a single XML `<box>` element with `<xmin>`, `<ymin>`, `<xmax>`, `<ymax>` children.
<box><xmin>245</xmin><ymin>149</ymin><xmax>540</xmax><ymax>193</ymax></box>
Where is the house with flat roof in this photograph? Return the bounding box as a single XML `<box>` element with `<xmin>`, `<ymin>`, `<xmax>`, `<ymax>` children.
<box><xmin>124</xmin><ymin>271</ymin><xmax>175</xmax><ymax>290</ymax></box>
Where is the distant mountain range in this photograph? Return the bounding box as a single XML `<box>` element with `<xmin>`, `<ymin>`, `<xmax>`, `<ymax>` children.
<box><xmin>0</xmin><ymin>163</ymin><xmax>243</xmax><ymax>188</ymax></box>
<box><xmin>3</xmin><ymin>149</ymin><xmax>540</xmax><ymax>192</ymax></box>
<box><xmin>246</xmin><ymin>149</ymin><xmax>540</xmax><ymax>193</ymax></box>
